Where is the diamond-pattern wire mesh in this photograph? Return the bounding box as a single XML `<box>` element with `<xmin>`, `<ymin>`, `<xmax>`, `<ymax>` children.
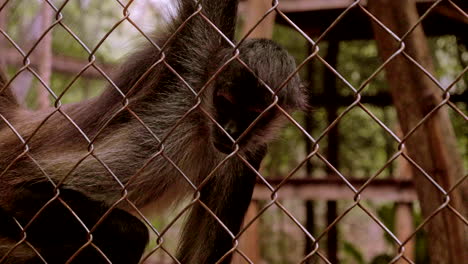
<box><xmin>0</xmin><ymin>0</ymin><xmax>466</xmax><ymax>263</ymax></box>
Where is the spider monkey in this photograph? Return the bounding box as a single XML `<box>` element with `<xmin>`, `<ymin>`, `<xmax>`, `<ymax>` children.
<box><xmin>0</xmin><ymin>0</ymin><xmax>305</xmax><ymax>263</ymax></box>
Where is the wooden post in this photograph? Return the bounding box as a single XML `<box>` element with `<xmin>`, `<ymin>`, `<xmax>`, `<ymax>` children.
<box><xmin>235</xmin><ymin>1</ymin><xmax>278</xmax><ymax>263</ymax></box>
<box><xmin>394</xmin><ymin>131</ymin><xmax>415</xmax><ymax>263</ymax></box>
<box><xmin>36</xmin><ymin>2</ymin><xmax>53</xmax><ymax>109</ymax></box>
<box><xmin>303</xmin><ymin>42</ymin><xmax>317</xmax><ymax>264</ymax></box>
<box><xmin>323</xmin><ymin>39</ymin><xmax>340</xmax><ymax>264</ymax></box>
<box><xmin>233</xmin><ymin>202</ymin><xmax>260</xmax><ymax>264</ymax></box>
<box><xmin>395</xmin><ymin>202</ymin><xmax>414</xmax><ymax>263</ymax></box>
<box><xmin>368</xmin><ymin>1</ymin><xmax>467</xmax><ymax>263</ymax></box>
<box><xmin>241</xmin><ymin>0</ymin><xmax>276</xmax><ymax>39</ymax></box>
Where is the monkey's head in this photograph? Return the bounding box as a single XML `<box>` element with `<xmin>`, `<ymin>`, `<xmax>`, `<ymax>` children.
<box><xmin>209</xmin><ymin>39</ymin><xmax>306</xmax><ymax>154</ymax></box>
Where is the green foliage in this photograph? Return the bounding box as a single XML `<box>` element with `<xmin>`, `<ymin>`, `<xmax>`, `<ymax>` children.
<box><xmin>375</xmin><ymin>204</ymin><xmax>396</xmax><ymax>244</ymax></box>
<box><xmin>430</xmin><ymin>36</ymin><xmax>467</xmax><ymax>92</ymax></box>
<box><xmin>273</xmin><ymin>24</ymin><xmax>308</xmax><ymax>63</ymax></box>
<box><xmin>413</xmin><ymin>207</ymin><xmax>429</xmax><ymax>264</ymax></box>
<box><xmin>342</xmin><ymin>241</ymin><xmax>365</xmax><ymax>264</ymax></box>
<box><xmin>369</xmin><ymin>254</ymin><xmax>393</xmax><ymax>264</ymax></box>
<box><xmin>338</xmin><ymin>40</ymin><xmax>388</xmax><ymax>95</ymax></box>
<box><xmin>4</xmin><ymin>0</ymin><xmax>41</xmax><ymax>42</ymax></box>
<box><xmin>338</xmin><ymin>106</ymin><xmax>397</xmax><ymax>178</ymax></box>
<box><xmin>450</xmin><ymin>103</ymin><xmax>468</xmax><ymax>168</ymax></box>
<box><xmin>24</xmin><ymin>74</ymin><xmax>106</xmax><ymax>108</ymax></box>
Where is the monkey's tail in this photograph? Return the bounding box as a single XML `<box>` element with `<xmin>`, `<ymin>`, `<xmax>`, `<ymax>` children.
<box><xmin>176</xmin><ymin>150</ymin><xmax>264</xmax><ymax>264</ymax></box>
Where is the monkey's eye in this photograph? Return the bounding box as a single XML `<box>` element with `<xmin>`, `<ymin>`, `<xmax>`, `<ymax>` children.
<box><xmin>214</xmin><ymin>93</ymin><xmax>234</xmax><ymax>108</ymax></box>
<box><xmin>246</xmin><ymin>106</ymin><xmax>264</xmax><ymax>114</ymax></box>
<box><xmin>247</xmin><ymin>108</ymin><xmax>276</xmax><ymax>124</ymax></box>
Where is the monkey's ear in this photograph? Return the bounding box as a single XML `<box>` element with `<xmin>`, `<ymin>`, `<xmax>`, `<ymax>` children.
<box><xmin>281</xmin><ymin>79</ymin><xmax>309</xmax><ymax>113</ymax></box>
<box><xmin>297</xmin><ymin>82</ymin><xmax>311</xmax><ymax>112</ymax></box>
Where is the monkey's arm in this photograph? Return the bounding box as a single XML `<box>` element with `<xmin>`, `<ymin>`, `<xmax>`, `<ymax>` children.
<box><xmin>101</xmin><ymin>0</ymin><xmax>239</xmax><ymax>102</ymax></box>
<box><xmin>159</xmin><ymin>0</ymin><xmax>239</xmax><ymax>87</ymax></box>
<box><xmin>174</xmin><ymin>0</ymin><xmax>238</xmax><ymax>43</ymax></box>
<box><xmin>177</xmin><ymin>147</ymin><xmax>266</xmax><ymax>264</ymax></box>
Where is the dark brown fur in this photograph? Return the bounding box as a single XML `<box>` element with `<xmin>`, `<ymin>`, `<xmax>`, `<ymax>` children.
<box><xmin>0</xmin><ymin>0</ymin><xmax>305</xmax><ymax>263</ymax></box>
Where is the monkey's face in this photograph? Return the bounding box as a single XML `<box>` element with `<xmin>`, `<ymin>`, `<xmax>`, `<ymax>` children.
<box><xmin>211</xmin><ymin>76</ymin><xmax>278</xmax><ymax>154</ymax></box>
<box><xmin>208</xmin><ymin>44</ymin><xmax>304</xmax><ymax>154</ymax></box>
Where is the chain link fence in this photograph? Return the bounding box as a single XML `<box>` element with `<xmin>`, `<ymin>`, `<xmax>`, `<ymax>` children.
<box><xmin>0</xmin><ymin>0</ymin><xmax>466</xmax><ymax>263</ymax></box>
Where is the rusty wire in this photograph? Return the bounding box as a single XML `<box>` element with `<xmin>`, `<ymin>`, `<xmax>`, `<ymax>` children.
<box><xmin>0</xmin><ymin>0</ymin><xmax>467</xmax><ymax>263</ymax></box>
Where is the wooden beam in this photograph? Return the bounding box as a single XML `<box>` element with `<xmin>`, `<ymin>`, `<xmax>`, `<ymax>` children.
<box><xmin>434</xmin><ymin>5</ymin><xmax>468</xmax><ymax>24</ymax></box>
<box><xmin>3</xmin><ymin>48</ymin><xmax>114</xmax><ymax>79</ymax></box>
<box><xmin>4</xmin><ymin>47</ymin><xmax>467</xmax><ymax>105</ymax></box>
<box><xmin>241</xmin><ymin>0</ymin><xmax>276</xmax><ymax>39</ymax></box>
<box><xmin>278</xmin><ymin>0</ymin><xmax>359</xmax><ymax>12</ymax></box>
<box><xmin>253</xmin><ymin>178</ymin><xmax>416</xmax><ymax>202</ymax></box>
<box><xmin>240</xmin><ymin>0</ymin><xmax>438</xmax><ymax>13</ymax></box>
<box><xmin>310</xmin><ymin>91</ymin><xmax>467</xmax><ymax>107</ymax></box>
<box><xmin>254</xmin><ymin>0</ymin><xmax>466</xmax><ymax>41</ymax></box>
